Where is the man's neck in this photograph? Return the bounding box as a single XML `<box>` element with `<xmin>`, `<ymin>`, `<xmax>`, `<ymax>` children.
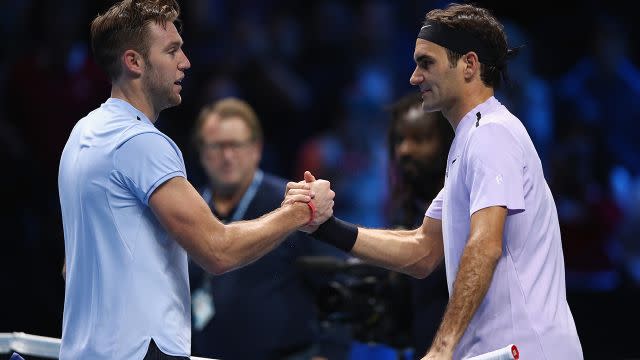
<box><xmin>443</xmin><ymin>86</ymin><xmax>494</xmax><ymax>131</ymax></box>
<box><xmin>111</xmin><ymin>82</ymin><xmax>159</xmax><ymax>122</ymax></box>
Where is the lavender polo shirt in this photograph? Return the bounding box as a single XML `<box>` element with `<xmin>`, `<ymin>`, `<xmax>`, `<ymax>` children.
<box><xmin>426</xmin><ymin>97</ymin><xmax>583</xmax><ymax>359</ymax></box>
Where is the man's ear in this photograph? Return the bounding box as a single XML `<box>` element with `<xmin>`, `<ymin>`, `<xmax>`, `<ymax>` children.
<box><xmin>462</xmin><ymin>51</ymin><xmax>480</xmax><ymax>80</ymax></box>
<box><xmin>122</xmin><ymin>49</ymin><xmax>145</xmax><ymax>77</ymax></box>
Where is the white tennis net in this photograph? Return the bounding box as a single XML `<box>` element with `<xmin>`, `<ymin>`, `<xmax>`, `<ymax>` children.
<box><xmin>1</xmin><ymin>332</ymin><xmax>515</xmax><ymax>360</ymax></box>
<box><xmin>0</xmin><ymin>332</ymin><xmax>215</xmax><ymax>360</ymax></box>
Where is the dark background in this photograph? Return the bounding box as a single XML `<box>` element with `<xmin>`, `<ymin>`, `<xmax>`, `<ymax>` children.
<box><xmin>0</xmin><ymin>0</ymin><xmax>638</xmax><ymax>358</ymax></box>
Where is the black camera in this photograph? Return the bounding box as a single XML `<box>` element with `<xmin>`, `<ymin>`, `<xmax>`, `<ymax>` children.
<box><xmin>296</xmin><ymin>256</ymin><xmax>412</xmax><ymax>348</ymax></box>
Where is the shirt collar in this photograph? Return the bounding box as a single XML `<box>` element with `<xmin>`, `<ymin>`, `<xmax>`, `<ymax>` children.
<box><xmin>104</xmin><ymin>97</ymin><xmax>153</xmax><ymax>125</ymax></box>
<box><xmin>454</xmin><ymin>96</ymin><xmax>501</xmax><ymax>135</ymax></box>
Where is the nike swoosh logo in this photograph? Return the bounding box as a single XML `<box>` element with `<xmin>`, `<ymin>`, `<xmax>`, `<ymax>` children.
<box><xmin>451</xmin><ymin>158</ymin><xmax>457</xmax><ymax>164</ymax></box>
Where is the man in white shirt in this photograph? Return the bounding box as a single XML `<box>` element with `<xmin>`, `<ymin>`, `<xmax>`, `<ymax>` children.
<box><xmin>296</xmin><ymin>4</ymin><xmax>583</xmax><ymax>359</ymax></box>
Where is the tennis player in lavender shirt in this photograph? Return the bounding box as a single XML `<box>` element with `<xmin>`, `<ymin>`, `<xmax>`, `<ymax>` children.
<box><xmin>293</xmin><ymin>4</ymin><xmax>583</xmax><ymax>359</ymax></box>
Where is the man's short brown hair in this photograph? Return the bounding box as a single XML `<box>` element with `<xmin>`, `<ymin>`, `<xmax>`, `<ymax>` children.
<box><xmin>90</xmin><ymin>0</ymin><xmax>181</xmax><ymax>81</ymax></box>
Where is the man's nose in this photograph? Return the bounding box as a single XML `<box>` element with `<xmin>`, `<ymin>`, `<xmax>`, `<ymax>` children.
<box><xmin>409</xmin><ymin>66</ymin><xmax>423</xmax><ymax>86</ymax></box>
<box><xmin>396</xmin><ymin>139</ymin><xmax>413</xmax><ymax>157</ymax></box>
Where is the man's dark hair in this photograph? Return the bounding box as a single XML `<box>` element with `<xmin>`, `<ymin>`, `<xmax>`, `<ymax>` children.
<box><xmin>90</xmin><ymin>0</ymin><xmax>181</xmax><ymax>81</ymax></box>
<box><xmin>425</xmin><ymin>3</ymin><xmax>509</xmax><ymax>89</ymax></box>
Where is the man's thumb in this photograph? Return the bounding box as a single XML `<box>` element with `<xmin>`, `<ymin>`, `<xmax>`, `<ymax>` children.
<box><xmin>304</xmin><ymin>171</ymin><xmax>316</xmax><ymax>183</ymax></box>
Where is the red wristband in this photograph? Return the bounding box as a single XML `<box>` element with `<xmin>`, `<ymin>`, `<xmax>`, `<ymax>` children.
<box><xmin>306</xmin><ymin>201</ymin><xmax>316</xmax><ymax>225</ymax></box>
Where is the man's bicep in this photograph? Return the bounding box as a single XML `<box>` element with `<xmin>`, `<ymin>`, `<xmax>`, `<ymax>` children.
<box><xmin>420</xmin><ymin>215</ymin><xmax>443</xmax><ymax>242</ymax></box>
<box><xmin>418</xmin><ymin>215</ymin><xmax>445</xmax><ymax>266</ymax></box>
<box><xmin>469</xmin><ymin>206</ymin><xmax>507</xmax><ymax>253</ymax></box>
<box><xmin>149</xmin><ymin>176</ymin><xmax>224</xmax><ymax>271</ymax></box>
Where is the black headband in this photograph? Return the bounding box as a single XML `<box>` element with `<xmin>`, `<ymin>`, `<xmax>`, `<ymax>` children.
<box><xmin>418</xmin><ymin>20</ymin><xmax>501</xmax><ymax>66</ymax></box>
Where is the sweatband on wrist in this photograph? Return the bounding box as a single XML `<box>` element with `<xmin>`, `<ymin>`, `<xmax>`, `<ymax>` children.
<box><xmin>311</xmin><ymin>216</ymin><xmax>358</xmax><ymax>252</ymax></box>
<box><xmin>306</xmin><ymin>201</ymin><xmax>316</xmax><ymax>225</ymax></box>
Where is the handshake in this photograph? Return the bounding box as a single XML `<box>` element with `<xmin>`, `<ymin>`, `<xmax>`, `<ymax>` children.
<box><xmin>281</xmin><ymin>171</ymin><xmax>335</xmax><ymax>233</ymax></box>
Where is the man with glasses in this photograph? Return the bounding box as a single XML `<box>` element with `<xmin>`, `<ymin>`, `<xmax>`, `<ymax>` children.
<box><xmin>190</xmin><ymin>97</ymin><xmax>341</xmax><ymax>360</ymax></box>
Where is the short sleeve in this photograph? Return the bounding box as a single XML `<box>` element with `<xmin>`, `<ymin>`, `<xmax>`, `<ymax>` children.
<box><xmin>425</xmin><ymin>187</ymin><xmax>444</xmax><ymax>220</ymax></box>
<box><xmin>113</xmin><ymin>132</ymin><xmax>186</xmax><ymax>205</ymax></box>
<box><xmin>465</xmin><ymin>123</ymin><xmax>525</xmax><ymax>216</ymax></box>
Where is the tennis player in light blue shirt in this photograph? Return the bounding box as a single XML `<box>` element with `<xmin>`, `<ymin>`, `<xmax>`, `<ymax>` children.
<box><xmin>59</xmin><ymin>98</ymin><xmax>191</xmax><ymax>359</ymax></box>
<box><xmin>58</xmin><ymin>1</ymin><xmax>334</xmax><ymax>359</ymax></box>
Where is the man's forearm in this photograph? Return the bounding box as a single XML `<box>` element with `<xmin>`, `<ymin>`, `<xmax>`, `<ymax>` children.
<box><xmin>214</xmin><ymin>203</ymin><xmax>310</xmax><ymax>273</ymax></box>
<box><xmin>352</xmin><ymin>217</ymin><xmax>443</xmax><ymax>279</ymax></box>
<box><xmin>428</xmin><ymin>237</ymin><xmax>501</xmax><ymax>355</ymax></box>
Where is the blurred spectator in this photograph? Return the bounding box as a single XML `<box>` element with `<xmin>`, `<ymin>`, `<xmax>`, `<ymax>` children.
<box><xmin>189</xmin><ymin>97</ymin><xmax>343</xmax><ymax>360</ymax></box>
<box><xmin>385</xmin><ymin>93</ymin><xmax>453</xmax><ymax>359</ymax></box>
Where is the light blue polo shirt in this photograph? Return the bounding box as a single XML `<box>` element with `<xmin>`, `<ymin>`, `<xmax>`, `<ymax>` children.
<box><xmin>426</xmin><ymin>97</ymin><xmax>582</xmax><ymax>359</ymax></box>
<box><xmin>58</xmin><ymin>98</ymin><xmax>191</xmax><ymax>359</ymax></box>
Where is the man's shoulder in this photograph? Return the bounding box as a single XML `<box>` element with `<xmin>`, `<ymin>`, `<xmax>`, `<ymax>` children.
<box><xmin>78</xmin><ymin>105</ymin><xmax>162</xmax><ymax>141</ymax></box>
<box><xmin>116</xmin><ymin>124</ymin><xmax>177</xmax><ymax>153</ymax></box>
<box><xmin>466</xmin><ymin>111</ymin><xmax>522</xmax><ymax>145</ymax></box>
<box><xmin>470</xmin><ymin>109</ymin><xmax>514</xmax><ymax>129</ymax></box>
<box><xmin>460</xmin><ymin>113</ymin><xmax>526</xmax><ymax>167</ymax></box>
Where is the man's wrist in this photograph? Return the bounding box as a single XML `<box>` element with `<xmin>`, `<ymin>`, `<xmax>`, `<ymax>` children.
<box><xmin>286</xmin><ymin>202</ymin><xmax>312</xmax><ymax>227</ymax></box>
<box><xmin>429</xmin><ymin>334</ymin><xmax>456</xmax><ymax>357</ymax></box>
<box><xmin>310</xmin><ymin>216</ymin><xmax>358</xmax><ymax>252</ymax></box>
<box><xmin>306</xmin><ymin>201</ymin><xmax>316</xmax><ymax>225</ymax></box>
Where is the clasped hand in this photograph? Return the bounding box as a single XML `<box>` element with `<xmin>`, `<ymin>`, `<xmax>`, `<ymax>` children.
<box><xmin>282</xmin><ymin>171</ymin><xmax>334</xmax><ymax>232</ymax></box>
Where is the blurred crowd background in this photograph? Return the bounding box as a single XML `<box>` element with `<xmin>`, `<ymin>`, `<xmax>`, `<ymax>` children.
<box><xmin>0</xmin><ymin>0</ymin><xmax>638</xmax><ymax>358</ymax></box>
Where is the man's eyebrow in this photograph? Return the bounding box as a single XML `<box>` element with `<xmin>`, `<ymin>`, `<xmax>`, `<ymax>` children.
<box><xmin>165</xmin><ymin>40</ymin><xmax>183</xmax><ymax>49</ymax></box>
<box><xmin>414</xmin><ymin>54</ymin><xmax>434</xmax><ymax>63</ymax></box>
